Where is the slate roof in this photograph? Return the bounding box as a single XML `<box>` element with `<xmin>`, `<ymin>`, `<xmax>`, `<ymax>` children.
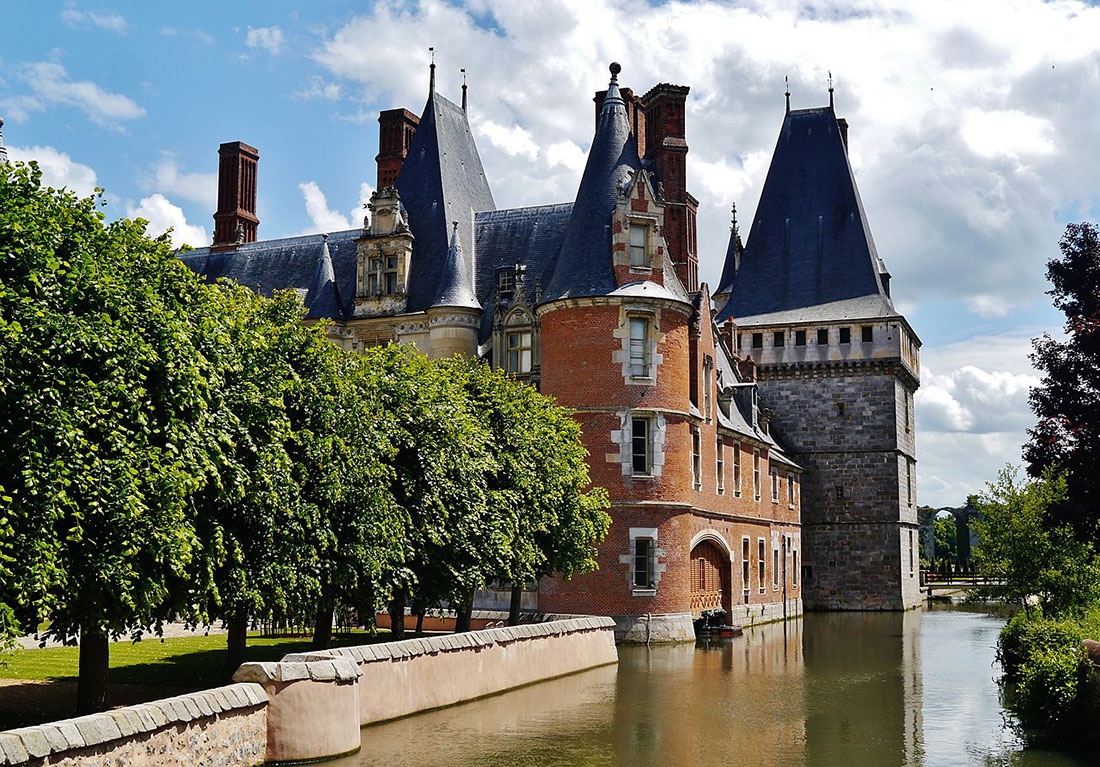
<box><xmin>542</xmin><ymin>68</ymin><xmax>643</xmax><ymax>302</ymax></box>
<box><xmin>716</xmin><ymin>105</ymin><xmax>892</xmax><ymax>324</ymax></box>
<box><xmin>396</xmin><ymin>87</ymin><xmax>495</xmax><ymax>312</ymax></box>
<box><xmin>433</xmin><ymin>221</ymin><xmax>480</xmax><ymax>310</ymax></box>
<box><xmin>177</xmin><ymin>229</ymin><xmax>360</xmax><ymax>319</ymax></box>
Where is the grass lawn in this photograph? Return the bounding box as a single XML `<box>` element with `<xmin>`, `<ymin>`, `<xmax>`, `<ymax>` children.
<box><xmin>0</xmin><ymin>629</ymin><xmax>424</xmax><ymax>730</ymax></box>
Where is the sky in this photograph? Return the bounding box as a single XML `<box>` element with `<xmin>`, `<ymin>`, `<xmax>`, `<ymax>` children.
<box><xmin>2</xmin><ymin>0</ymin><xmax>1094</xmax><ymax>508</ymax></box>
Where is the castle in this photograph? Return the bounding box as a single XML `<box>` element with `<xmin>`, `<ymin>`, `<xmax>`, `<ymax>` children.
<box><xmin>175</xmin><ymin>62</ymin><xmax>922</xmax><ymax>641</ymax></box>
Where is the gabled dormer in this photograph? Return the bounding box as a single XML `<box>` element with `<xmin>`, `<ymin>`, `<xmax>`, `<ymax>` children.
<box><xmin>611</xmin><ymin>167</ymin><xmax>668</xmax><ymax>288</ymax></box>
<box><xmin>354</xmin><ymin>186</ymin><xmax>414</xmax><ymax>317</ymax></box>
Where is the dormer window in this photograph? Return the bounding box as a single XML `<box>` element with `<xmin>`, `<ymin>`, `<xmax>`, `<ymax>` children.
<box><xmin>497</xmin><ymin>268</ymin><xmax>515</xmax><ymax>299</ymax></box>
<box><xmin>366</xmin><ymin>255</ymin><xmax>399</xmax><ymax>295</ymax></box>
<box><xmin>506</xmin><ymin>331</ymin><xmax>532</xmax><ymax>374</ymax></box>
<box><xmin>629</xmin><ymin>223</ymin><xmax>649</xmax><ymax>268</ymax></box>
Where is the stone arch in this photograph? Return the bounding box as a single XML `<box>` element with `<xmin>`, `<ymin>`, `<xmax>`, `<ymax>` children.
<box><xmin>690</xmin><ymin>531</ymin><xmax>732</xmax><ymax>617</ymax></box>
<box><xmin>690</xmin><ymin>529</ymin><xmax>733</xmax><ymax>558</ymax></box>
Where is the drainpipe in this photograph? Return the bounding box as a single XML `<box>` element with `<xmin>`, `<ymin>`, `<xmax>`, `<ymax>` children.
<box><xmin>782</xmin><ymin>535</ymin><xmax>788</xmax><ymax>623</ymax></box>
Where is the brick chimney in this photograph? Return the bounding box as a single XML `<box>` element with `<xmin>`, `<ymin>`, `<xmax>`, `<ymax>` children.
<box><xmin>718</xmin><ymin>318</ymin><xmax>737</xmax><ymax>357</ymax></box>
<box><xmin>212</xmin><ymin>141</ymin><xmax>259</xmax><ymax>249</ymax></box>
<box><xmin>837</xmin><ymin>117</ymin><xmax>849</xmax><ymax>152</ymax></box>
<box><xmin>593</xmin><ymin>87</ymin><xmax>645</xmax><ymax>150</ymax></box>
<box><xmin>641</xmin><ymin>84</ymin><xmax>697</xmax><ymax>292</ymax></box>
<box><xmin>376</xmin><ymin>108</ymin><xmax>420</xmax><ymax>189</ymax></box>
<box><xmin>737</xmin><ymin>355</ymin><xmax>757</xmax><ymax>383</ymax></box>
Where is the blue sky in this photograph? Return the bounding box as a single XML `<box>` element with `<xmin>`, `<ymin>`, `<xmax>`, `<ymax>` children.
<box><xmin>4</xmin><ymin>0</ymin><xmax>1094</xmax><ymax>506</ymax></box>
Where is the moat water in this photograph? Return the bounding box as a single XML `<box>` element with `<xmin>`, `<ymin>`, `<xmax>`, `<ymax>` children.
<box><xmin>332</xmin><ymin>605</ymin><xmax>1088</xmax><ymax>767</ymax></box>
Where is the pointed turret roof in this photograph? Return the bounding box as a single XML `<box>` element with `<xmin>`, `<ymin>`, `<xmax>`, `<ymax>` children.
<box><xmin>715</xmin><ymin>203</ymin><xmax>743</xmax><ymax>297</ymax></box>
<box><xmin>541</xmin><ymin>63</ymin><xmax>642</xmax><ymax>302</ymax></box>
<box><xmin>396</xmin><ymin>66</ymin><xmax>494</xmax><ymax>312</ymax></box>
<box><xmin>304</xmin><ymin>234</ymin><xmax>342</xmax><ymax>319</ymax></box>
<box><xmin>716</xmin><ymin>105</ymin><xmax>893</xmax><ymax>324</ymax></box>
<box><xmin>433</xmin><ymin>221</ymin><xmax>480</xmax><ymax>309</ymax></box>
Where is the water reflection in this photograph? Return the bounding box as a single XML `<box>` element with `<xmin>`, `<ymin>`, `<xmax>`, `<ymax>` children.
<box><xmin>336</xmin><ymin>609</ymin><xmax>1088</xmax><ymax>767</ymax></box>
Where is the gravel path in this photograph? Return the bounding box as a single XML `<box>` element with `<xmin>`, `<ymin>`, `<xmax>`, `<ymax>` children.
<box><xmin>14</xmin><ymin>622</ymin><xmax>228</xmax><ymax>650</ymax></box>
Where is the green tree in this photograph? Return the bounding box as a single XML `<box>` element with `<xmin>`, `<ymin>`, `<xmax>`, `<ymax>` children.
<box><xmin>933</xmin><ymin>514</ymin><xmax>958</xmax><ymax>563</ymax></box>
<box><xmin>974</xmin><ymin>466</ymin><xmax>1100</xmax><ymax>617</ymax></box>
<box><xmin>0</xmin><ymin>162</ymin><xmax>219</xmax><ymax>712</ymax></box>
<box><xmin>1025</xmin><ymin>222</ymin><xmax>1100</xmax><ymax>540</ymax></box>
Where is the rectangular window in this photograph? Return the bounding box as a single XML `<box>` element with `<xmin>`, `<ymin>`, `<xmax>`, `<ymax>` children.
<box><xmin>905</xmin><ymin>391</ymin><xmax>911</xmax><ymax>433</ymax></box>
<box><xmin>703</xmin><ymin>358</ymin><xmax>713</xmax><ymax>421</ymax></box>
<box><xmin>633</xmin><ymin>538</ymin><xmax>653</xmax><ymax>589</ymax></box>
<box><xmin>742</xmin><ymin>537</ymin><xmax>751</xmax><ymax>594</ymax></box>
<box><xmin>793</xmin><ymin>549</ymin><xmax>799</xmax><ymax>587</ymax></box>
<box><xmin>758</xmin><ymin>538</ymin><xmax>766</xmax><ymax>594</ymax></box>
<box><xmin>773</xmin><ymin>331</ymin><xmax>785</xmax><ymax>348</ymax></box>
<box><xmin>909</xmin><ymin>530</ymin><xmax>914</xmax><ymax>576</ymax></box>
<box><xmin>771</xmin><ymin>467</ymin><xmax>779</xmax><ymax>503</ymax></box>
<box><xmin>506</xmin><ymin>331</ymin><xmax>533</xmax><ymax>374</ymax></box>
<box><xmin>906</xmin><ymin>459</ymin><xmax>914</xmax><ymax>506</ymax></box>
<box><xmin>691</xmin><ymin>426</ymin><xmax>702</xmax><ymax>489</ymax></box>
<box><xmin>752</xmin><ymin>332</ymin><xmax>763</xmax><ymax>349</ymax></box>
<box><xmin>839</xmin><ymin>327</ymin><xmax>851</xmax><ymax>344</ymax></box>
<box><xmin>631</xmin><ymin>417</ymin><xmax>650</xmax><ymax>475</ymax></box>
<box><xmin>795</xmin><ymin>329</ymin><xmax>806</xmax><ymax>346</ymax></box>
<box><xmin>629</xmin><ymin>317</ymin><xmax>649</xmax><ymax>378</ymax></box>
<box><xmin>787</xmin><ymin>472</ymin><xmax>795</xmax><ymax>507</ymax></box>
<box><xmin>629</xmin><ymin>223</ymin><xmax>648</xmax><ymax>268</ymax></box>
<box><xmin>835</xmin><ymin>485</ymin><xmax>844</xmax><ymax>503</ymax></box>
<box><xmin>737</xmin><ymin>333</ymin><xmax>743</xmax><ymax>352</ymax></box>
<box><xmin>384</xmin><ymin>256</ymin><xmax>399</xmax><ymax>294</ymax></box>
<box><xmin>753</xmin><ymin>449</ymin><xmax>761</xmax><ymax>500</ymax></box>
<box><xmin>862</xmin><ymin>325</ymin><xmax>874</xmax><ymax>343</ymax></box>
<box><xmin>716</xmin><ymin>437</ymin><xmax>725</xmax><ymax>494</ymax></box>
<box><xmin>773</xmin><ymin>546</ymin><xmax>780</xmax><ymax>589</ymax></box>
<box><xmin>498</xmin><ymin>269</ymin><xmax>514</xmax><ymax>297</ymax></box>
<box><xmin>817</xmin><ymin>328</ymin><xmax>828</xmax><ymax>345</ymax></box>
<box><xmin>733</xmin><ymin>441</ymin><xmax>742</xmax><ymax>497</ymax></box>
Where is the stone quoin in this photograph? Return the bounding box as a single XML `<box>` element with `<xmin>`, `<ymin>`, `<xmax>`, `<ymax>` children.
<box><xmin>177</xmin><ymin>60</ymin><xmax>921</xmax><ymax>639</ymax></box>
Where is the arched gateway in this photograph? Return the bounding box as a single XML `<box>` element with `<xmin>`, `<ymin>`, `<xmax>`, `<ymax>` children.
<box><xmin>690</xmin><ymin>533</ymin><xmax>732</xmax><ymax>615</ymax></box>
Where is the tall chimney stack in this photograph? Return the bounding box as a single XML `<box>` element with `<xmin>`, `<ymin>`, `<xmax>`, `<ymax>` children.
<box><xmin>376</xmin><ymin>108</ymin><xmax>420</xmax><ymax>189</ymax></box>
<box><xmin>642</xmin><ymin>84</ymin><xmax>697</xmax><ymax>292</ymax></box>
<box><xmin>212</xmin><ymin>141</ymin><xmax>259</xmax><ymax>249</ymax></box>
<box><xmin>837</xmin><ymin>117</ymin><xmax>849</xmax><ymax>152</ymax></box>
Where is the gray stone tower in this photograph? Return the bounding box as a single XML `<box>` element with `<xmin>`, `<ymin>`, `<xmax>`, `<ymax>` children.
<box><xmin>715</xmin><ymin>99</ymin><xmax>921</xmax><ymax>611</ymax></box>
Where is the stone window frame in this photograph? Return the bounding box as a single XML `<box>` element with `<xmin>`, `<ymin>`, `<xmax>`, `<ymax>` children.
<box><xmin>498</xmin><ymin>307</ymin><xmax>536</xmax><ymax>379</ymax></box>
<box><xmin>622</xmin><ymin>527</ymin><xmax>663</xmax><ymax>595</ymax></box>
<box><xmin>753</xmin><ymin>449</ymin><xmax>762</xmax><ymax>501</ymax></box>
<box><xmin>772</xmin><ymin>544</ymin><xmax>780</xmax><ymax>591</ymax></box>
<box><xmin>770</xmin><ymin>466</ymin><xmax>780</xmax><ymax>504</ymax></box>
<box><xmin>839</xmin><ymin>326</ymin><xmax>852</xmax><ymax>345</ymax></box>
<box><xmin>716</xmin><ymin>436</ymin><xmax>725</xmax><ymax>495</ymax></box>
<box><xmin>631</xmin><ymin>416</ymin><xmax>651</xmax><ymax>476</ymax></box>
<box><xmin>787</xmin><ymin>471</ymin><xmax>796</xmax><ymax>509</ymax></box>
<box><xmin>817</xmin><ymin>328</ymin><xmax>829</xmax><ymax>345</ymax></box>
<box><xmin>690</xmin><ymin>425</ymin><xmax>702</xmax><ymax>490</ymax></box>
<box><xmin>752</xmin><ymin>332</ymin><xmax>763</xmax><ymax>349</ymax></box>
<box><xmin>702</xmin><ymin>355</ymin><xmax>714</xmax><ymax>422</ymax></box>
<box><xmin>732</xmin><ymin>441</ymin><xmax>742</xmax><ymax>497</ymax></box>
<box><xmin>773</xmin><ymin>330</ymin><xmax>785</xmax><ymax>348</ymax></box>
<box><xmin>793</xmin><ymin>547</ymin><xmax>799</xmax><ymax>588</ymax></box>
<box><xmin>613</xmin><ymin>306</ymin><xmax>663</xmax><ymax>386</ymax></box>
<box><xmin>497</xmin><ymin>267</ymin><xmax>515</xmax><ymax>299</ymax></box>
<box><xmin>613</xmin><ymin>410</ymin><xmax>666</xmax><ymax>478</ymax></box>
<box><xmin>757</xmin><ymin>537</ymin><xmax>767</xmax><ymax>594</ymax></box>
<box><xmin>740</xmin><ymin>536</ymin><xmax>751</xmax><ymax>596</ymax></box>
<box><xmin>624</xmin><ymin>214</ymin><xmax>659</xmax><ymax>273</ymax></box>
<box><xmin>861</xmin><ymin>325</ymin><xmax>874</xmax><ymax>343</ymax></box>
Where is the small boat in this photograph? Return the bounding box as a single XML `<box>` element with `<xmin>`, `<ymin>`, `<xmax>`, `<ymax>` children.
<box><xmin>712</xmin><ymin>625</ymin><xmax>743</xmax><ymax>637</ymax></box>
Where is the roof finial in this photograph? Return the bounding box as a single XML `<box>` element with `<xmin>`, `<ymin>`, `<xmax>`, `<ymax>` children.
<box><xmin>828</xmin><ymin>70</ymin><xmax>834</xmax><ymax>108</ymax></box>
<box><xmin>784</xmin><ymin>76</ymin><xmax>791</xmax><ymax>114</ymax></box>
<box><xmin>429</xmin><ymin>47</ymin><xmax>436</xmax><ymax>94</ymax></box>
<box><xmin>730</xmin><ymin>202</ymin><xmax>739</xmax><ymax>238</ymax></box>
<box><xmin>609</xmin><ymin>61</ymin><xmax>621</xmax><ymax>86</ymax></box>
<box><xmin>461</xmin><ymin>68</ymin><xmax>467</xmax><ymax>112</ymax></box>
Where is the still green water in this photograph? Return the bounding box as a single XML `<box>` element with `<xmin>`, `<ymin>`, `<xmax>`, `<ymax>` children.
<box><xmin>333</xmin><ymin>606</ymin><xmax>1088</xmax><ymax>767</ymax></box>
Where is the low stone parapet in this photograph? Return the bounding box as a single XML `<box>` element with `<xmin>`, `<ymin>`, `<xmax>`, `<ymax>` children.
<box><xmin>287</xmin><ymin>615</ymin><xmax>618</xmax><ymax>725</ymax></box>
<box><xmin>0</xmin><ymin>683</ymin><xmax>267</xmax><ymax>766</ymax></box>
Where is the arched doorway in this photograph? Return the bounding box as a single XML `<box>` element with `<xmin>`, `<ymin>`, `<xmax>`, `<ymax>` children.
<box><xmin>690</xmin><ymin>537</ymin><xmax>731</xmax><ymax>616</ymax></box>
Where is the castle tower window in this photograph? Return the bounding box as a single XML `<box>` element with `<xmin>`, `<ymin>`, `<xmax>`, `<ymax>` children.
<box><xmin>631</xmin><ymin>416</ymin><xmax>651</xmax><ymax>475</ymax></box>
<box><xmin>691</xmin><ymin>426</ymin><xmax>702</xmax><ymax>490</ymax></box>
<box><xmin>757</xmin><ymin>538</ymin><xmax>766</xmax><ymax>594</ymax></box>
<box><xmin>716</xmin><ymin>437</ymin><xmax>725</xmax><ymax>494</ymax></box>
<box><xmin>633</xmin><ymin>537</ymin><xmax>654</xmax><ymax>589</ymax></box>
<box><xmin>742</xmin><ymin>537</ymin><xmax>751</xmax><ymax>596</ymax></box>
<box><xmin>771</xmin><ymin>466</ymin><xmax>779</xmax><ymax>503</ymax></box>
<box><xmin>862</xmin><ymin>325</ymin><xmax>874</xmax><ymax>343</ymax></box>
<box><xmin>384</xmin><ymin>256</ymin><xmax>399</xmax><ymax>294</ymax></box>
<box><xmin>773</xmin><ymin>331</ymin><xmax>785</xmax><ymax>347</ymax></box>
<box><xmin>795</xmin><ymin>329</ymin><xmax>806</xmax><ymax>346</ymax></box>
<box><xmin>753</xmin><ymin>449</ymin><xmax>762</xmax><ymax>500</ymax></box>
<box><xmin>733</xmin><ymin>441</ymin><xmax>742</xmax><ymax>497</ymax></box>
<box><xmin>839</xmin><ymin>327</ymin><xmax>851</xmax><ymax>344</ymax></box>
<box><xmin>817</xmin><ymin>328</ymin><xmax>828</xmax><ymax>345</ymax></box>
<box><xmin>629</xmin><ymin>222</ymin><xmax>649</xmax><ymax>268</ymax></box>
<box><xmin>506</xmin><ymin>331</ymin><xmax>533</xmax><ymax>374</ymax></box>
<box><xmin>752</xmin><ymin>332</ymin><xmax>763</xmax><ymax>349</ymax></box>
<box><xmin>629</xmin><ymin>316</ymin><xmax>650</xmax><ymax>377</ymax></box>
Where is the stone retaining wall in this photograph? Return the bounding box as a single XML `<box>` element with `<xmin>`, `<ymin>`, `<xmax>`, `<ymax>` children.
<box><xmin>288</xmin><ymin>615</ymin><xmax>618</xmax><ymax>725</ymax></box>
<box><xmin>0</xmin><ymin>683</ymin><xmax>267</xmax><ymax>767</ymax></box>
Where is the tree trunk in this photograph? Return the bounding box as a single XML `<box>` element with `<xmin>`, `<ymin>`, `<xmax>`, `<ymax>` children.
<box><xmin>415</xmin><ymin>605</ymin><xmax>425</xmax><ymax>635</ymax></box>
<box><xmin>508</xmin><ymin>582</ymin><xmax>523</xmax><ymax>626</ymax></box>
<box><xmin>226</xmin><ymin>612</ymin><xmax>248</xmax><ymax>680</ymax></box>
<box><xmin>77</xmin><ymin>629</ymin><xmax>109</xmax><ymax>715</ymax></box>
<box><xmin>312</xmin><ymin>601</ymin><xmax>334</xmax><ymax>650</ymax></box>
<box><xmin>454</xmin><ymin>589</ymin><xmax>474</xmax><ymax>633</ymax></box>
<box><xmin>388</xmin><ymin>589</ymin><xmax>406</xmax><ymax>641</ymax></box>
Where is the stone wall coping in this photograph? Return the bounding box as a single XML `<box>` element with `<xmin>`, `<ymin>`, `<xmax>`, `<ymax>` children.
<box><xmin>232</xmin><ymin>657</ymin><xmax>362</xmax><ymax>685</ymax></box>
<box><xmin>287</xmin><ymin>616</ymin><xmax>616</xmax><ymax>666</ymax></box>
<box><xmin>0</xmin><ymin>682</ymin><xmax>267</xmax><ymax>765</ymax></box>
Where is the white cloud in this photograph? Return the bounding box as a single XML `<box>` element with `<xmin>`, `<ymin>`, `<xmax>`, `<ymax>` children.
<box><xmin>126</xmin><ymin>194</ymin><xmax>207</xmax><ymax>249</ymax></box>
<box><xmin>917</xmin><ymin>365</ymin><xmax>1038</xmax><ymax>434</ymax></box>
<box><xmin>160</xmin><ymin>27</ymin><xmax>215</xmax><ymax>45</ymax></box>
<box><xmin>140</xmin><ymin>155</ymin><xmax>217</xmax><ymax>209</ymax></box>
<box><xmin>960</xmin><ymin>109</ymin><xmax>1056</xmax><ymax>159</ymax></box>
<box><xmin>294</xmin><ymin>76</ymin><xmax>342</xmax><ymax>101</ymax></box>
<box><xmin>246</xmin><ymin>26</ymin><xmax>285</xmax><ymax>55</ymax></box>
<box><xmin>297</xmin><ymin>181</ymin><xmax>375</xmax><ymax>234</ymax></box>
<box><xmin>61</xmin><ymin>5</ymin><xmax>127</xmax><ymax>33</ymax></box>
<box><xmin>2</xmin><ymin>61</ymin><xmax>145</xmax><ymax>127</ymax></box>
<box><xmin>7</xmin><ymin>145</ymin><xmax>98</xmax><ymax>196</ymax></box>
<box><xmin>475</xmin><ymin>119</ymin><xmax>539</xmax><ymax>160</ymax></box>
